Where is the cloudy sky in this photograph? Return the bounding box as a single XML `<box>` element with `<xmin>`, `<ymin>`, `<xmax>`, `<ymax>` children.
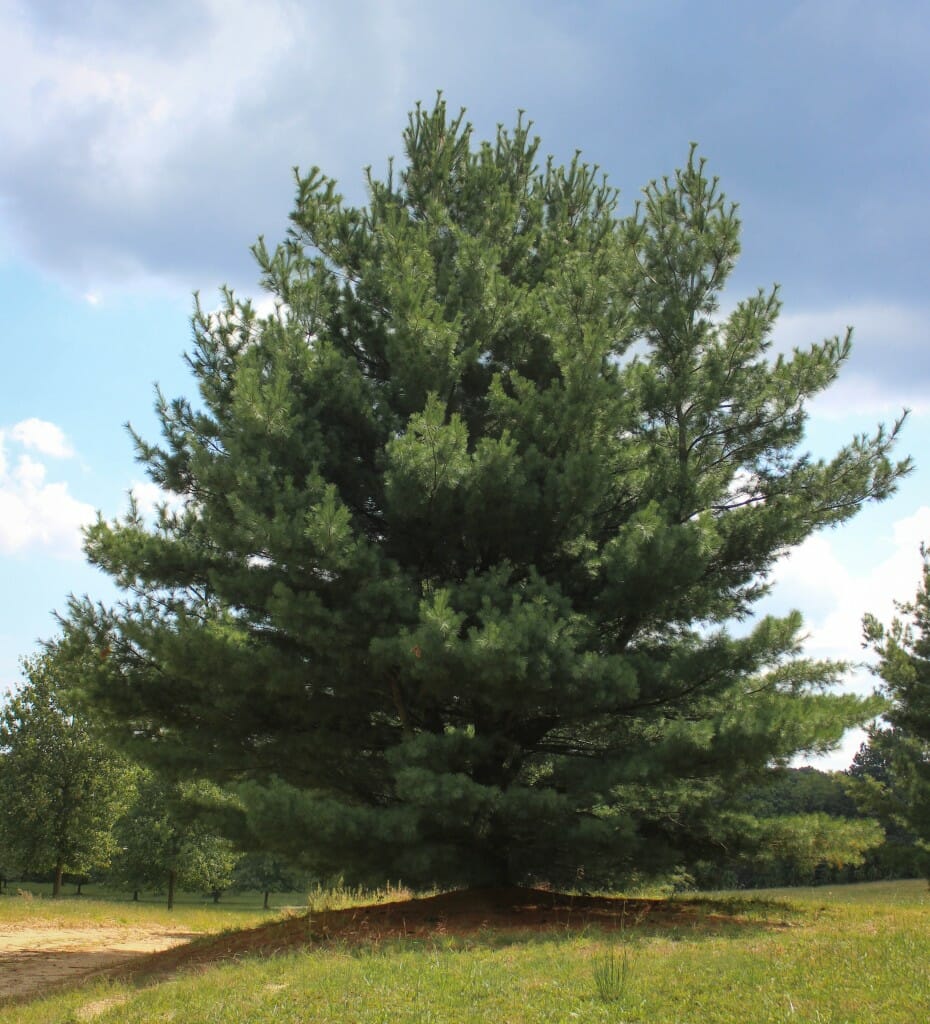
<box><xmin>1</xmin><ymin>0</ymin><xmax>927</xmax><ymax>770</ymax></box>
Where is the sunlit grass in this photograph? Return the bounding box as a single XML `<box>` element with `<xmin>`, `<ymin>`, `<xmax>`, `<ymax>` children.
<box><xmin>0</xmin><ymin>891</ymin><xmax>292</xmax><ymax>934</ymax></box>
<box><xmin>2</xmin><ymin>880</ymin><xmax>929</xmax><ymax>1022</ymax></box>
<box><xmin>740</xmin><ymin>877</ymin><xmax>930</xmax><ymax>906</ymax></box>
<box><xmin>0</xmin><ymin>882</ymin><xmax>414</xmax><ymax>935</ymax></box>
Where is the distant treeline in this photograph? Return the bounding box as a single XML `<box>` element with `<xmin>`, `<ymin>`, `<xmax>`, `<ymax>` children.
<box><xmin>690</xmin><ymin>759</ymin><xmax>923</xmax><ymax>890</ymax></box>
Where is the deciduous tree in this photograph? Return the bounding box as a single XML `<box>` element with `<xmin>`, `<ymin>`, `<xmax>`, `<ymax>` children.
<box><xmin>109</xmin><ymin>771</ymin><xmax>238</xmax><ymax>908</ymax></box>
<box><xmin>232</xmin><ymin>851</ymin><xmax>308</xmax><ymax>910</ymax></box>
<box><xmin>0</xmin><ymin>652</ymin><xmax>133</xmax><ymax>896</ymax></box>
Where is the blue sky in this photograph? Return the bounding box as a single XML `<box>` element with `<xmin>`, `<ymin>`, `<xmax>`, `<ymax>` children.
<box><xmin>1</xmin><ymin>0</ymin><xmax>927</xmax><ymax>770</ymax></box>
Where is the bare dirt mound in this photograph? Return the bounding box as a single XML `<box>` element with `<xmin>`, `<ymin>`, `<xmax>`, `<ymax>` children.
<box><xmin>2</xmin><ymin>888</ymin><xmax>764</xmax><ymax>1005</ymax></box>
<box><xmin>117</xmin><ymin>887</ymin><xmax>748</xmax><ymax>984</ymax></box>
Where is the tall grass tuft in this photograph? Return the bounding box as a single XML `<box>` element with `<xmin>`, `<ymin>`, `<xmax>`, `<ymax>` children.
<box><xmin>592</xmin><ymin>944</ymin><xmax>632</xmax><ymax>1004</ymax></box>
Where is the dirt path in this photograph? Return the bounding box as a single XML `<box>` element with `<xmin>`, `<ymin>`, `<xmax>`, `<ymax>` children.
<box><xmin>0</xmin><ymin>922</ymin><xmax>197</xmax><ymax>1003</ymax></box>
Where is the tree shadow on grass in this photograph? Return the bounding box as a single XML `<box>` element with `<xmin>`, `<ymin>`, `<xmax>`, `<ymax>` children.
<box><xmin>118</xmin><ymin>887</ymin><xmax>801</xmax><ymax>980</ymax></box>
<box><xmin>4</xmin><ymin>887</ymin><xmax>806</xmax><ymax>1005</ymax></box>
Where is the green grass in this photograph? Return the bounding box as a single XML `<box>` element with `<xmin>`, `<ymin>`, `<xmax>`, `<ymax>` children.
<box><xmin>3</xmin><ymin>880</ymin><xmax>929</xmax><ymax>1023</ymax></box>
<box><xmin>0</xmin><ymin>880</ymin><xmax>409</xmax><ymax>930</ymax></box>
<box><xmin>738</xmin><ymin>877</ymin><xmax>930</xmax><ymax>906</ymax></box>
<box><xmin>0</xmin><ymin>888</ymin><xmax>301</xmax><ymax>933</ymax></box>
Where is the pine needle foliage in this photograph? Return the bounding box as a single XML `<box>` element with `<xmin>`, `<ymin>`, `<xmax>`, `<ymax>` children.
<box><xmin>861</xmin><ymin>548</ymin><xmax>930</xmax><ymax>874</ymax></box>
<box><xmin>60</xmin><ymin>98</ymin><xmax>908</xmax><ymax>888</ymax></box>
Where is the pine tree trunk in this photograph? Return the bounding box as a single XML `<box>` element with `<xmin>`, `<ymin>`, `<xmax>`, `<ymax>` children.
<box><xmin>76</xmin><ymin>880</ymin><xmax>83</xmax><ymax>896</ymax></box>
<box><xmin>53</xmin><ymin>860</ymin><xmax>64</xmax><ymax>898</ymax></box>
<box><xmin>475</xmin><ymin>852</ymin><xmax>512</xmax><ymax>889</ymax></box>
<box><xmin>132</xmin><ymin>890</ymin><xmax>139</xmax><ymax>902</ymax></box>
<box><xmin>167</xmin><ymin>869</ymin><xmax>176</xmax><ymax>911</ymax></box>
<box><xmin>263</xmin><ymin>890</ymin><xmax>270</xmax><ymax>910</ymax></box>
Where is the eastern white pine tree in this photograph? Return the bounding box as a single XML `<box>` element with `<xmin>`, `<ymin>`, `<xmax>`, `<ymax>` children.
<box><xmin>62</xmin><ymin>99</ymin><xmax>908</xmax><ymax>888</ymax></box>
<box><xmin>861</xmin><ymin>549</ymin><xmax>930</xmax><ymax>876</ymax></box>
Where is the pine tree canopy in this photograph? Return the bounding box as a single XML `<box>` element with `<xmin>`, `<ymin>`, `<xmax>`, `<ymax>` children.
<box><xmin>61</xmin><ymin>98</ymin><xmax>910</xmax><ymax>888</ymax></box>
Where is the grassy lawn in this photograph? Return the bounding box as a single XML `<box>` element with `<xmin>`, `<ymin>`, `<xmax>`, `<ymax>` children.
<box><xmin>0</xmin><ymin>884</ymin><xmax>306</xmax><ymax>934</ymax></box>
<box><xmin>1</xmin><ymin>880</ymin><xmax>928</xmax><ymax>1023</ymax></box>
<box><xmin>0</xmin><ymin>881</ymin><xmax>408</xmax><ymax>931</ymax></box>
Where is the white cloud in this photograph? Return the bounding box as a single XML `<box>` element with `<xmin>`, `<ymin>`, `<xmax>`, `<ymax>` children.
<box><xmin>0</xmin><ymin>0</ymin><xmax>397</xmax><ymax>288</ymax></box>
<box><xmin>814</xmin><ymin>726</ymin><xmax>869</xmax><ymax>774</ymax></box>
<box><xmin>757</xmin><ymin>503</ymin><xmax>930</xmax><ymax>770</ymax></box>
<box><xmin>0</xmin><ymin>1</ymin><xmax>293</xmax><ymax>189</ymax></box>
<box><xmin>14</xmin><ymin>453</ymin><xmax>47</xmax><ymax>489</ymax></box>
<box><xmin>9</xmin><ymin>417</ymin><xmax>75</xmax><ymax>458</ymax></box>
<box><xmin>130</xmin><ymin>480</ymin><xmax>167</xmax><ymax>517</ymax></box>
<box><xmin>770</xmin><ymin>505</ymin><xmax>930</xmax><ymax>663</ymax></box>
<box><xmin>130</xmin><ymin>479</ymin><xmax>183</xmax><ymax>520</ymax></box>
<box><xmin>251</xmin><ymin>292</ymin><xmax>283</xmax><ymax>321</ymax></box>
<box><xmin>764</xmin><ymin>506</ymin><xmax>930</xmax><ymax>770</ymax></box>
<box><xmin>770</xmin><ymin>303</ymin><xmax>930</xmax><ymax>416</ymax></box>
<box><xmin>0</xmin><ymin>423</ymin><xmax>95</xmax><ymax>556</ymax></box>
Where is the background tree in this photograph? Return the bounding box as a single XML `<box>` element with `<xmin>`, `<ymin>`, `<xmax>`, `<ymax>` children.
<box><xmin>0</xmin><ymin>770</ymin><xmax>14</xmax><ymax>892</ymax></box>
<box><xmin>845</xmin><ymin>731</ymin><xmax>924</xmax><ymax>879</ymax></box>
<box><xmin>109</xmin><ymin>771</ymin><xmax>239</xmax><ymax>908</ymax></box>
<box><xmin>749</xmin><ymin>814</ymin><xmax>883</xmax><ymax>884</ymax></box>
<box><xmin>0</xmin><ymin>651</ymin><xmax>134</xmax><ymax>897</ymax></box>
<box><xmin>745</xmin><ymin>766</ymin><xmax>857</xmax><ymax>819</ymax></box>
<box><xmin>691</xmin><ymin>766</ymin><xmax>883</xmax><ymax>888</ymax></box>
<box><xmin>232</xmin><ymin>852</ymin><xmax>309</xmax><ymax>910</ymax></box>
<box><xmin>62</xmin><ymin>98</ymin><xmax>909</xmax><ymax>890</ymax></box>
<box><xmin>861</xmin><ymin>549</ymin><xmax>930</xmax><ymax>880</ymax></box>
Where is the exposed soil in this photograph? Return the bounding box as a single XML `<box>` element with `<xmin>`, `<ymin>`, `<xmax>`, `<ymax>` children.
<box><xmin>0</xmin><ymin>922</ymin><xmax>197</xmax><ymax>1004</ymax></box>
<box><xmin>1</xmin><ymin>887</ymin><xmax>762</xmax><ymax>1006</ymax></box>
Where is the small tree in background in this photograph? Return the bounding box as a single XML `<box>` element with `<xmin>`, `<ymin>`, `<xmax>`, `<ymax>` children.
<box><xmin>861</xmin><ymin>549</ymin><xmax>930</xmax><ymax>880</ymax></box>
<box><xmin>0</xmin><ymin>651</ymin><xmax>134</xmax><ymax>897</ymax></box>
<box><xmin>62</xmin><ymin>98</ymin><xmax>909</xmax><ymax>890</ymax></box>
<box><xmin>0</xmin><ymin>816</ymin><xmax>14</xmax><ymax>893</ymax></box>
<box><xmin>690</xmin><ymin>767</ymin><xmax>883</xmax><ymax>888</ymax></box>
<box><xmin>109</xmin><ymin>771</ymin><xmax>239</xmax><ymax>908</ymax></box>
<box><xmin>850</xmin><ymin>556</ymin><xmax>930</xmax><ymax>882</ymax></box>
<box><xmin>232</xmin><ymin>851</ymin><xmax>309</xmax><ymax>910</ymax></box>
<box><xmin>845</xmin><ymin>732</ymin><xmax>924</xmax><ymax>878</ymax></box>
<box><xmin>745</xmin><ymin>813</ymin><xmax>883</xmax><ymax>886</ymax></box>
